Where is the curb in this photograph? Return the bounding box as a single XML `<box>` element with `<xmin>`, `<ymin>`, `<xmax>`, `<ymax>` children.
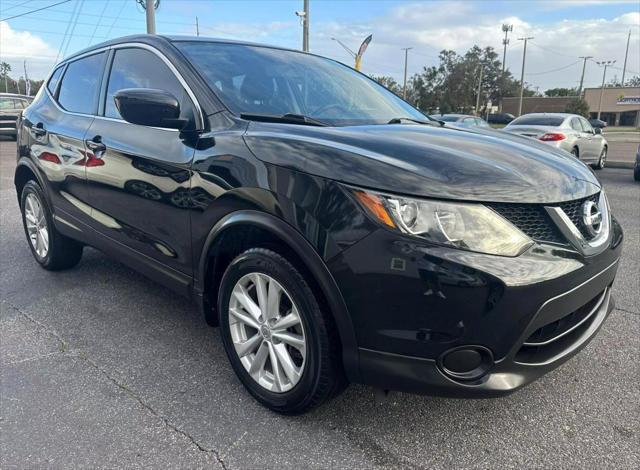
<box><xmin>607</xmin><ymin>161</ymin><xmax>634</xmax><ymax>169</ymax></box>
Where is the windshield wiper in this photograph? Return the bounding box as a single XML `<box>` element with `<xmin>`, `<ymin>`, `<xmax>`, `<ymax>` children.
<box><xmin>240</xmin><ymin>113</ymin><xmax>329</xmax><ymax>127</ymax></box>
<box><xmin>388</xmin><ymin>117</ymin><xmax>444</xmax><ymax>126</ymax></box>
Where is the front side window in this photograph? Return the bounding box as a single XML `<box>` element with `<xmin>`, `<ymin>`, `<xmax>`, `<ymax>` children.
<box><xmin>570</xmin><ymin>118</ymin><xmax>582</xmax><ymax>131</ymax></box>
<box><xmin>579</xmin><ymin>118</ymin><xmax>594</xmax><ymax>133</ymax></box>
<box><xmin>58</xmin><ymin>52</ymin><xmax>105</xmax><ymax>114</ymax></box>
<box><xmin>175</xmin><ymin>41</ymin><xmax>426</xmax><ymax>126</ymax></box>
<box><xmin>104</xmin><ymin>48</ymin><xmax>194</xmax><ymax>121</ymax></box>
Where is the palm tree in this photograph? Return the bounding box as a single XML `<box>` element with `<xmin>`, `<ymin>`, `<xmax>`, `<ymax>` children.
<box><xmin>0</xmin><ymin>62</ymin><xmax>11</xmax><ymax>93</ymax></box>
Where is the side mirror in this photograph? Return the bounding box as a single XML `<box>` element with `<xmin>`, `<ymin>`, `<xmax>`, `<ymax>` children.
<box><xmin>114</xmin><ymin>88</ymin><xmax>186</xmax><ymax>129</ymax></box>
<box><xmin>594</xmin><ymin>127</ymin><xmax>602</xmax><ymax>135</ymax></box>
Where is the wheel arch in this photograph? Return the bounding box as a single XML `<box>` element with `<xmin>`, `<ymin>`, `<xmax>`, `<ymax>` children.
<box><xmin>14</xmin><ymin>159</ymin><xmax>48</xmax><ymax>207</ymax></box>
<box><xmin>196</xmin><ymin>210</ymin><xmax>360</xmax><ymax>381</ymax></box>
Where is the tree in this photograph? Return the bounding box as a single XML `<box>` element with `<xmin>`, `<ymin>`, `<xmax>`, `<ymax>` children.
<box><xmin>545</xmin><ymin>87</ymin><xmax>578</xmax><ymax>97</ymax></box>
<box><xmin>0</xmin><ymin>62</ymin><xmax>11</xmax><ymax>93</ymax></box>
<box><xmin>370</xmin><ymin>75</ymin><xmax>402</xmax><ymax>97</ymax></box>
<box><xmin>624</xmin><ymin>75</ymin><xmax>640</xmax><ymax>87</ymax></box>
<box><xmin>565</xmin><ymin>98</ymin><xmax>590</xmax><ymax>117</ymax></box>
<box><xmin>406</xmin><ymin>45</ymin><xmax>532</xmax><ymax>114</ymax></box>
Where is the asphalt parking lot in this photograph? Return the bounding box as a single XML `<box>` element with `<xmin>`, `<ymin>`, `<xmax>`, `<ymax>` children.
<box><xmin>1</xmin><ymin>137</ymin><xmax>638</xmax><ymax>469</ymax></box>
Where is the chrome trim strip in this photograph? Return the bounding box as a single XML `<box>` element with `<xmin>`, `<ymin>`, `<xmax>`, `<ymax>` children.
<box><xmin>522</xmin><ymin>288</ymin><xmax>607</xmax><ymax>347</ymax></box>
<box><xmin>44</xmin><ymin>42</ymin><xmax>204</xmax><ymax>130</ymax></box>
<box><xmin>545</xmin><ymin>191</ymin><xmax>611</xmax><ymax>256</ymax></box>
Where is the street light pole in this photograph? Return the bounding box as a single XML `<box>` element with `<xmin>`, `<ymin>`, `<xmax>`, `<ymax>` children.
<box><xmin>621</xmin><ymin>30</ymin><xmax>631</xmax><ymax>86</ymax></box>
<box><xmin>517</xmin><ymin>36</ymin><xmax>533</xmax><ymax>117</ymax></box>
<box><xmin>596</xmin><ymin>60</ymin><xmax>615</xmax><ymax>120</ymax></box>
<box><xmin>402</xmin><ymin>47</ymin><xmax>412</xmax><ymax>100</ymax></box>
<box><xmin>295</xmin><ymin>0</ymin><xmax>310</xmax><ymax>52</ymax></box>
<box><xmin>499</xmin><ymin>23</ymin><xmax>512</xmax><ymax>112</ymax></box>
<box><xmin>475</xmin><ymin>65</ymin><xmax>484</xmax><ymax>115</ymax></box>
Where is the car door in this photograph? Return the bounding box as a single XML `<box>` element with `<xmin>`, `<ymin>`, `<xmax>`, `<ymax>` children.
<box><xmin>579</xmin><ymin>117</ymin><xmax>601</xmax><ymax>162</ymax></box>
<box><xmin>83</xmin><ymin>45</ymin><xmax>198</xmax><ymax>276</ymax></box>
<box><xmin>21</xmin><ymin>52</ymin><xmax>106</xmax><ymax>226</ymax></box>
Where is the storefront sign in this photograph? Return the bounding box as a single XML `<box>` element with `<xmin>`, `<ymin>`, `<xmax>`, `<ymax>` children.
<box><xmin>617</xmin><ymin>95</ymin><xmax>640</xmax><ymax>105</ymax></box>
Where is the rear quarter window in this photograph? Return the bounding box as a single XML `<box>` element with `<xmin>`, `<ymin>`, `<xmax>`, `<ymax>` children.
<box><xmin>47</xmin><ymin>66</ymin><xmax>64</xmax><ymax>95</ymax></box>
<box><xmin>57</xmin><ymin>52</ymin><xmax>106</xmax><ymax>114</ymax></box>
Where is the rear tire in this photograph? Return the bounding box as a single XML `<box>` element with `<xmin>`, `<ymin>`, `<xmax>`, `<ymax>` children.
<box><xmin>218</xmin><ymin>248</ymin><xmax>345</xmax><ymax>414</ymax></box>
<box><xmin>20</xmin><ymin>180</ymin><xmax>83</xmax><ymax>270</ymax></box>
<box><xmin>571</xmin><ymin>147</ymin><xmax>579</xmax><ymax>158</ymax></box>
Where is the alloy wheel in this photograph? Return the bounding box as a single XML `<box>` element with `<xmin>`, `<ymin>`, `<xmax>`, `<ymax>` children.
<box><xmin>24</xmin><ymin>193</ymin><xmax>49</xmax><ymax>259</ymax></box>
<box><xmin>228</xmin><ymin>273</ymin><xmax>307</xmax><ymax>393</ymax></box>
<box><xmin>599</xmin><ymin>148</ymin><xmax>607</xmax><ymax>168</ymax></box>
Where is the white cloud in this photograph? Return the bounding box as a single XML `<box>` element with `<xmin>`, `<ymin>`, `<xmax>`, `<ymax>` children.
<box><xmin>0</xmin><ymin>22</ymin><xmax>59</xmax><ymax>80</ymax></box>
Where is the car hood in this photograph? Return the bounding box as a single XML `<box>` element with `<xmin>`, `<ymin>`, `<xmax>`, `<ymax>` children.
<box><xmin>243</xmin><ymin>122</ymin><xmax>601</xmax><ymax>203</ymax></box>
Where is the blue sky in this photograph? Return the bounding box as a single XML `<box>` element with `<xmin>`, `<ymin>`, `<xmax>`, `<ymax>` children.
<box><xmin>1</xmin><ymin>0</ymin><xmax>639</xmax><ymax>90</ymax></box>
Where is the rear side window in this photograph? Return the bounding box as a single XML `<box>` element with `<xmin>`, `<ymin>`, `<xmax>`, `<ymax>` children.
<box><xmin>58</xmin><ymin>52</ymin><xmax>105</xmax><ymax>114</ymax></box>
<box><xmin>104</xmin><ymin>48</ymin><xmax>193</xmax><ymax>120</ymax></box>
<box><xmin>0</xmin><ymin>98</ymin><xmax>15</xmax><ymax>109</ymax></box>
<box><xmin>47</xmin><ymin>66</ymin><xmax>64</xmax><ymax>95</ymax></box>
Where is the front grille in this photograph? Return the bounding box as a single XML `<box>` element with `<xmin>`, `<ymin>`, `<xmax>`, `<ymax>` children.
<box><xmin>559</xmin><ymin>194</ymin><xmax>599</xmax><ymax>240</ymax></box>
<box><xmin>489</xmin><ymin>192</ymin><xmax>600</xmax><ymax>245</ymax></box>
<box><xmin>515</xmin><ymin>289</ymin><xmax>606</xmax><ymax>364</ymax></box>
<box><xmin>490</xmin><ymin>204</ymin><xmax>564</xmax><ymax>244</ymax></box>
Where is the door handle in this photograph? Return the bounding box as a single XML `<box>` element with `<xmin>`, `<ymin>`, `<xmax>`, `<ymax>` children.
<box><xmin>32</xmin><ymin>123</ymin><xmax>46</xmax><ymax>137</ymax></box>
<box><xmin>85</xmin><ymin>136</ymin><xmax>106</xmax><ymax>156</ymax></box>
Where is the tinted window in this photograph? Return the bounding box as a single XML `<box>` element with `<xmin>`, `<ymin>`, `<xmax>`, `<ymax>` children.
<box><xmin>436</xmin><ymin>115</ymin><xmax>460</xmax><ymax>122</ymax></box>
<box><xmin>509</xmin><ymin>115</ymin><xmax>565</xmax><ymax>126</ymax></box>
<box><xmin>579</xmin><ymin>118</ymin><xmax>594</xmax><ymax>133</ymax></box>
<box><xmin>0</xmin><ymin>98</ymin><xmax>15</xmax><ymax>109</ymax></box>
<box><xmin>47</xmin><ymin>66</ymin><xmax>64</xmax><ymax>95</ymax></box>
<box><xmin>176</xmin><ymin>41</ymin><xmax>426</xmax><ymax>126</ymax></box>
<box><xmin>58</xmin><ymin>53</ymin><xmax>105</xmax><ymax>114</ymax></box>
<box><xmin>570</xmin><ymin>118</ymin><xmax>582</xmax><ymax>131</ymax></box>
<box><xmin>105</xmin><ymin>48</ymin><xmax>193</xmax><ymax>120</ymax></box>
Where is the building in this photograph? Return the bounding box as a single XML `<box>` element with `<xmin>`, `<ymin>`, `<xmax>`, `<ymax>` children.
<box><xmin>502</xmin><ymin>86</ymin><xmax>640</xmax><ymax>127</ymax></box>
<box><xmin>583</xmin><ymin>86</ymin><xmax>640</xmax><ymax>127</ymax></box>
<box><xmin>502</xmin><ymin>96</ymin><xmax>578</xmax><ymax>116</ymax></box>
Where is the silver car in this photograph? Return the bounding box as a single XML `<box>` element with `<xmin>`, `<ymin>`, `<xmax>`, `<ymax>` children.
<box><xmin>504</xmin><ymin>113</ymin><xmax>608</xmax><ymax>169</ymax></box>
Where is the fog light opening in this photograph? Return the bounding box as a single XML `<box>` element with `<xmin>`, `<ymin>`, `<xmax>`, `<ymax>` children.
<box><xmin>438</xmin><ymin>346</ymin><xmax>494</xmax><ymax>382</ymax></box>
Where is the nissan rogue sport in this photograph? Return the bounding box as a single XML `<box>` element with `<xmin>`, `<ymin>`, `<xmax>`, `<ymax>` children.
<box><xmin>15</xmin><ymin>35</ymin><xmax>622</xmax><ymax>414</ymax></box>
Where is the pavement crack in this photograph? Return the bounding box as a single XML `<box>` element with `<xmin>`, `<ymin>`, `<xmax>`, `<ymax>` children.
<box><xmin>80</xmin><ymin>357</ymin><xmax>229</xmax><ymax>469</ymax></box>
<box><xmin>2</xmin><ymin>301</ymin><xmax>229</xmax><ymax>470</ymax></box>
<box><xmin>615</xmin><ymin>307</ymin><xmax>640</xmax><ymax>316</ymax></box>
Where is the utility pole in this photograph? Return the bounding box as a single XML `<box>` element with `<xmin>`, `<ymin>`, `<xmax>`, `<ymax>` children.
<box><xmin>499</xmin><ymin>23</ymin><xmax>513</xmax><ymax>112</ymax></box>
<box><xmin>475</xmin><ymin>65</ymin><xmax>484</xmax><ymax>115</ymax></box>
<box><xmin>402</xmin><ymin>47</ymin><xmax>412</xmax><ymax>100</ymax></box>
<box><xmin>577</xmin><ymin>56</ymin><xmax>593</xmax><ymax>96</ymax></box>
<box><xmin>195</xmin><ymin>16</ymin><xmax>199</xmax><ymax>36</ymax></box>
<box><xmin>295</xmin><ymin>1</ymin><xmax>309</xmax><ymax>52</ymax></box>
<box><xmin>596</xmin><ymin>60</ymin><xmax>616</xmax><ymax>120</ymax></box>
<box><xmin>23</xmin><ymin>60</ymin><xmax>30</xmax><ymax>96</ymax></box>
<box><xmin>621</xmin><ymin>30</ymin><xmax>631</xmax><ymax>86</ymax></box>
<box><xmin>517</xmin><ymin>36</ymin><xmax>533</xmax><ymax>117</ymax></box>
<box><xmin>137</xmin><ymin>0</ymin><xmax>158</xmax><ymax>34</ymax></box>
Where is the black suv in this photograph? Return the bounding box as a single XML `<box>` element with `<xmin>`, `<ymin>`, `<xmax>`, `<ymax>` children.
<box><xmin>15</xmin><ymin>35</ymin><xmax>622</xmax><ymax>414</ymax></box>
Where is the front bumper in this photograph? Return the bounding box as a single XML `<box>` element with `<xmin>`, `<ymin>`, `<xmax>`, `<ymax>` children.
<box><xmin>328</xmin><ymin>220</ymin><xmax>623</xmax><ymax>396</ymax></box>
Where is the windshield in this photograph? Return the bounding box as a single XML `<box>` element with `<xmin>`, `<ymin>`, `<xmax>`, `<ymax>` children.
<box><xmin>175</xmin><ymin>41</ymin><xmax>426</xmax><ymax>126</ymax></box>
<box><xmin>509</xmin><ymin>115</ymin><xmax>565</xmax><ymax>126</ymax></box>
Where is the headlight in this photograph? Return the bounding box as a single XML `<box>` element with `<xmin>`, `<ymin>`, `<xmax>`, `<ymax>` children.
<box><xmin>353</xmin><ymin>189</ymin><xmax>532</xmax><ymax>257</ymax></box>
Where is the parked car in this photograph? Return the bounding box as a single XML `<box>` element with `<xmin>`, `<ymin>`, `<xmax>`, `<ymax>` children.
<box><xmin>0</xmin><ymin>93</ymin><xmax>33</xmax><ymax>138</ymax></box>
<box><xmin>430</xmin><ymin>113</ymin><xmax>491</xmax><ymax>129</ymax></box>
<box><xmin>589</xmin><ymin>118</ymin><xmax>607</xmax><ymax>129</ymax></box>
<box><xmin>15</xmin><ymin>35</ymin><xmax>622</xmax><ymax>414</ymax></box>
<box><xmin>635</xmin><ymin>144</ymin><xmax>640</xmax><ymax>182</ymax></box>
<box><xmin>504</xmin><ymin>113</ymin><xmax>608</xmax><ymax>169</ymax></box>
<box><xmin>487</xmin><ymin>112</ymin><xmax>515</xmax><ymax>124</ymax></box>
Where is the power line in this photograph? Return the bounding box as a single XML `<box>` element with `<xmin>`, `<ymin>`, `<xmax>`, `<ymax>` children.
<box><xmin>0</xmin><ymin>0</ymin><xmax>72</xmax><ymax>22</ymax></box>
<box><xmin>526</xmin><ymin>60</ymin><xmax>581</xmax><ymax>76</ymax></box>
<box><xmin>55</xmin><ymin>0</ymin><xmax>80</xmax><ymax>63</ymax></box>
<box><xmin>1</xmin><ymin>0</ymin><xmax>34</xmax><ymax>14</ymax></box>
<box><xmin>102</xmin><ymin>0</ymin><xmax>128</xmax><ymax>40</ymax></box>
<box><xmin>88</xmin><ymin>0</ymin><xmax>110</xmax><ymax>45</ymax></box>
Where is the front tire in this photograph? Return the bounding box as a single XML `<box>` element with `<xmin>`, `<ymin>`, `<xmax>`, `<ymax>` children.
<box><xmin>20</xmin><ymin>180</ymin><xmax>83</xmax><ymax>270</ymax></box>
<box><xmin>593</xmin><ymin>147</ymin><xmax>607</xmax><ymax>170</ymax></box>
<box><xmin>218</xmin><ymin>248</ymin><xmax>345</xmax><ymax>414</ymax></box>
